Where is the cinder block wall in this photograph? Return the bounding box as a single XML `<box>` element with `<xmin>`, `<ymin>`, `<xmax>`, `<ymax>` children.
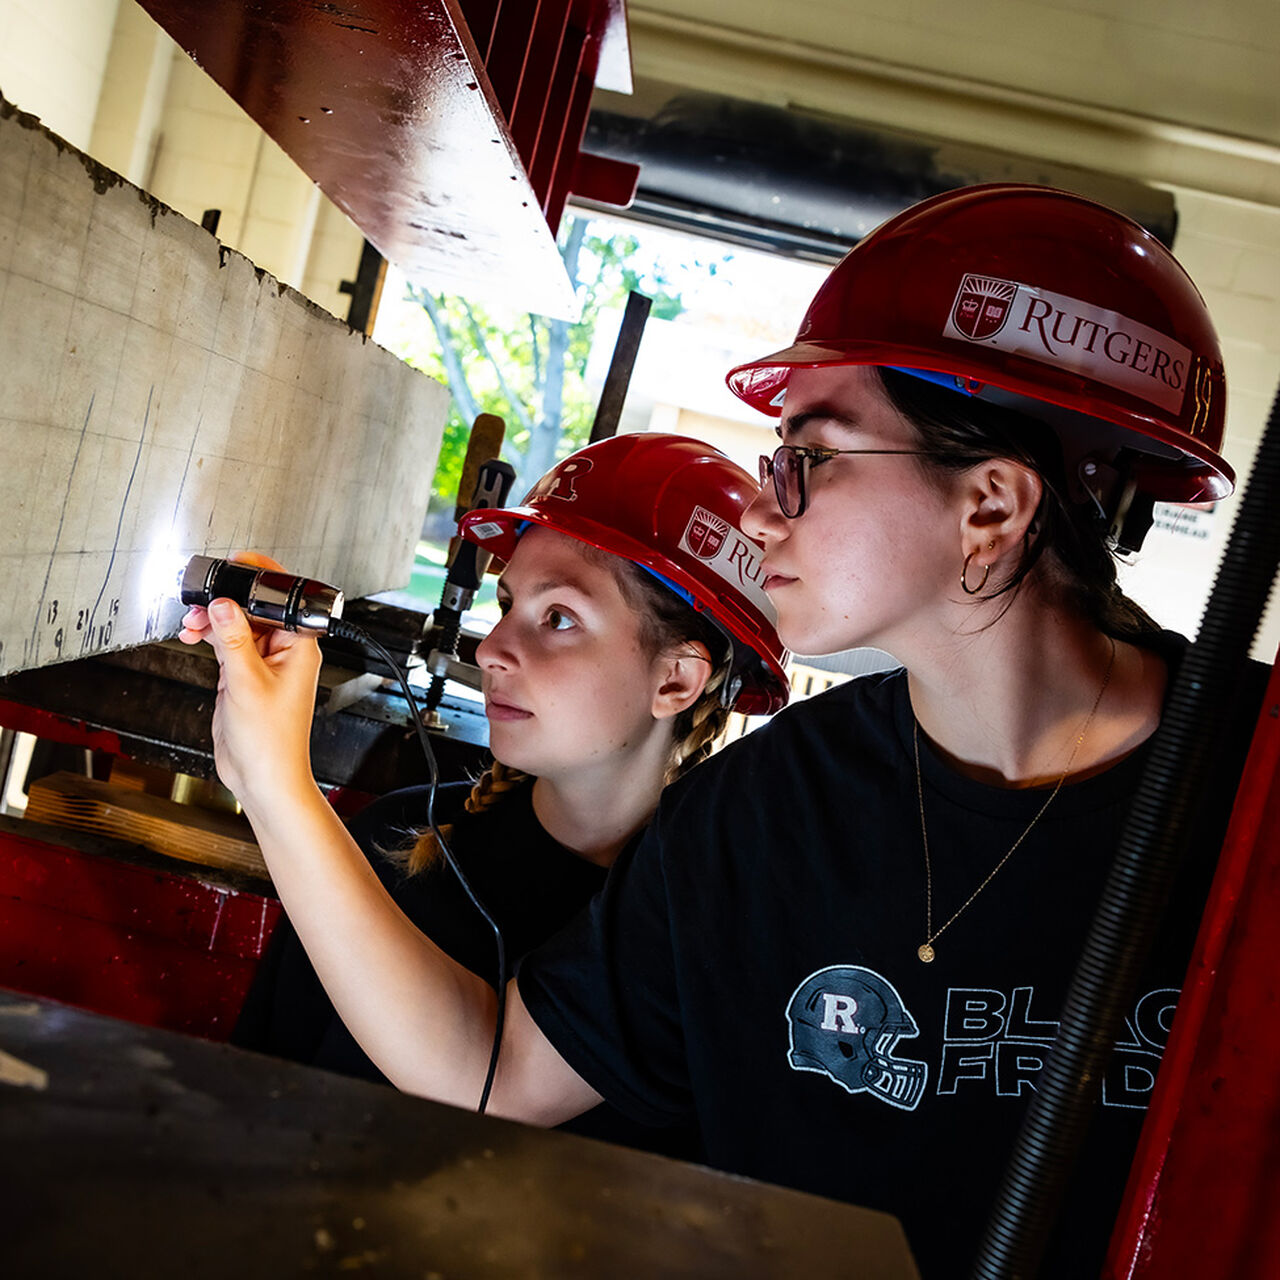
<box><xmin>0</xmin><ymin>0</ymin><xmax>121</xmax><ymax>150</ymax></box>
<box><xmin>89</xmin><ymin>8</ymin><xmax>364</xmax><ymax>322</ymax></box>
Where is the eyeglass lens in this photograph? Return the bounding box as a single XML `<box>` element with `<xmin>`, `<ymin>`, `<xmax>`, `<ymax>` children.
<box><xmin>759</xmin><ymin>447</ymin><xmax>803</xmax><ymax>518</ymax></box>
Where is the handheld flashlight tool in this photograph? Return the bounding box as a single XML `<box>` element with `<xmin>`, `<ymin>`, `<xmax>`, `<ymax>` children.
<box><xmin>179</xmin><ymin>555</ymin><xmax>344</xmax><ymax>634</ymax></box>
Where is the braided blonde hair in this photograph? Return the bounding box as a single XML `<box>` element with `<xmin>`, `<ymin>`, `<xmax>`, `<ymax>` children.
<box><xmin>404</xmin><ymin>759</ymin><xmax>531</xmax><ymax>874</ymax></box>
<box><xmin>400</xmin><ymin>546</ymin><xmax>734</xmax><ymax>875</ymax></box>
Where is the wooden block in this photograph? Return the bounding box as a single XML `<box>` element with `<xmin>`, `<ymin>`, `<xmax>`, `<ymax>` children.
<box><xmin>108</xmin><ymin>757</ymin><xmax>178</xmax><ymax>797</ymax></box>
<box><xmin>25</xmin><ymin>772</ymin><xmax>268</xmax><ymax>881</ymax></box>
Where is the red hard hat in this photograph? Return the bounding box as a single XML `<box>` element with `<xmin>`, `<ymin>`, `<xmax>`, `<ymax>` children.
<box><xmin>459</xmin><ymin>434</ymin><xmax>791</xmax><ymax>715</ymax></box>
<box><xmin>728</xmin><ymin>184</ymin><xmax>1233</xmax><ymax>504</ymax></box>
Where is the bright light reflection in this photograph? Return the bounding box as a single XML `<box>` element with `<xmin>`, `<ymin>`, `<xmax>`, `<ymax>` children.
<box><xmin>140</xmin><ymin>538</ymin><xmax>191</xmax><ymax>613</ymax></box>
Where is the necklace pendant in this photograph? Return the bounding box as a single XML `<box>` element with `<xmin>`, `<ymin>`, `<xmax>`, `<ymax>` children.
<box><xmin>917</xmin><ymin>943</ymin><xmax>935</xmax><ymax>964</ymax></box>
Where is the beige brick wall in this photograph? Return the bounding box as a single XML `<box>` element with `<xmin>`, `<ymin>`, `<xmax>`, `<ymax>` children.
<box><xmin>302</xmin><ymin>200</ymin><xmax>368</xmax><ymax>324</ymax></box>
<box><xmin>140</xmin><ymin>56</ymin><xmax>364</xmax><ymax>317</ymax></box>
<box><xmin>1177</xmin><ymin>192</ymin><xmax>1280</xmax><ymax>445</ymax></box>
<box><xmin>0</xmin><ymin>0</ymin><xmax>121</xmax><ymax>150</ymax></box>
<box><xmin>87</xmin><ymin>0</ymin><xmax>171</xmax><ymax>187</ymax></box>
<box><xmin>143</xmin><ymin>55</ymin><xmax>290</xmax><ymax>263</ymax></box>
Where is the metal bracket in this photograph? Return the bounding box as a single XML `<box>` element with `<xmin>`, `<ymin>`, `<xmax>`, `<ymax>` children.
<box><xmin>425</xmin><ymin>649</ymin><xmax>483</xmax><ymax>692</ymax></box>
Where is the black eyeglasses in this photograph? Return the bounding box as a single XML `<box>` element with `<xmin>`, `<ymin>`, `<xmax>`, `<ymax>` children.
<box><xmin>759</xmin><ymin>444</ymin><xmax>939</xmax><ymax>519</ymax></box>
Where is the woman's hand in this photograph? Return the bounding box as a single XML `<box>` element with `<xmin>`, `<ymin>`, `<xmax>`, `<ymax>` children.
<box><xmin>178</xmin><ymin>558</ymin><xmax>596</xmax><ymax>1122</ymax></box>
<box><xmin>178</xmin><ymin>552</ymin><xmax>322</xmax><ymax>811</ymax></box>
<box><xmin>177</xmin><ymin>550</ymin><xmax>282</xmax><ymax>651</ymax></box>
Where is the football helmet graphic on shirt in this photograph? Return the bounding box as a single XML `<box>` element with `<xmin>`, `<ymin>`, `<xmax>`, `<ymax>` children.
<box><xmin>786</xmin><ymin>966</ymin><xmax>928</xmax><ymax>1110</ymax></box>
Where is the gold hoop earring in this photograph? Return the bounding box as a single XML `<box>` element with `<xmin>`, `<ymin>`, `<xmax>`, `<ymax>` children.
<box><xmin>961</xmin><ymin>551</ymin><xmax>990</xmax><ymax>596</ymax></box>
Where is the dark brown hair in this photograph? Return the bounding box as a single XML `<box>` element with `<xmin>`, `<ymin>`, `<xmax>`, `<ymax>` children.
<box><xmin>876</xmin><ymin>366</ymin><xmax>1162</xmax><ymax>642</ymax></box>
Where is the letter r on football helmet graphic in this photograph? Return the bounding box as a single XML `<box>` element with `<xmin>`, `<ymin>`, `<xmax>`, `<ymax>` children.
<box><xmin>786</xmin><ymin>966</ymin><xmax>928</xmax><ymax>1110</ymax></box>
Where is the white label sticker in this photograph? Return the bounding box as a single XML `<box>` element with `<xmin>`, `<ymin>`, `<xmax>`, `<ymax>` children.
<box><xmin>944</xmin><ymin>275</ymin><xmax>1191</xmax><ymax>415</ymax></box>
<box><xmin>679</xmin><ymin>507</ymin><xmax>777</xmax><ymax>623</ymax></box>
<box><xmin>466</xmin><ymin>520</ymin><xmax>505</xmax><ymax>542</ymax></box>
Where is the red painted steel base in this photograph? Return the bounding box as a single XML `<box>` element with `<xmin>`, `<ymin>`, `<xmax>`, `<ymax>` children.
<box><xmin>0</xmin><ymin>829</ymin><xmax>280</xmax><ymax>1040</ymax></box>
<box><xmin>1105</xmin><ymin>649</ymin><xmax>1280</xmax><ymax>1278</ymax></box>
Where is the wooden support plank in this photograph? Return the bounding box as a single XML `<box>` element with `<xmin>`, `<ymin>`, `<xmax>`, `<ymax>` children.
<box><xmin>0</xmin><ymin>98</ymin><xmax>449</xmax><ymax>677</ymax></box>
<box><xmin>25</xmin><ymin>771</ymin><xmax>268</xmax><ymax>881</ymax></box>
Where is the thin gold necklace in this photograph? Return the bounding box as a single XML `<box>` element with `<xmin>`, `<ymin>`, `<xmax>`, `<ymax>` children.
<box><xmin>914</xmin><ymin>640</ymin><xmax>1116</xmax><ymax>964</ymax></box>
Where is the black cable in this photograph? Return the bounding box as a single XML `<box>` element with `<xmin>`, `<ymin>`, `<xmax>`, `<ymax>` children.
<box><xmin>328</xmin><ymin>617</ymin><xmax>508</xmax><ymax>1115</ymax></box>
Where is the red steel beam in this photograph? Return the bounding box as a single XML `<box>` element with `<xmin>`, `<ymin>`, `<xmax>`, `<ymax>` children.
<box><xmin>510</xmin><ymin>2</ymin><xmax>572</xmax><ymax>171</ymax></box>
<box><xmin>136</xmin><ymin>0</ymin><xmax>579</xmax><ymax>315</ymax></box>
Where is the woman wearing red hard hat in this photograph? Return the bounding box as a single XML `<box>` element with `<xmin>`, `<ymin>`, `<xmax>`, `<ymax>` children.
<box><xmin>509</xmin><ymin>187</ymin><xmax>1254</xmax><ymax>1276</ymax></box>
<box><xmin>187</xmin><ymin>187</ymin><xmax>1257</xmax><ymax>1280</ymax></box>
<box><xmin>188</xmin><ymin>434</ymin><xmax>785</xmax><ymax>1155</ymax></box>
<box><xmin>459</xmin><ymin>431</ymin><xmax>789</xmax><ymax>719</ymax></box>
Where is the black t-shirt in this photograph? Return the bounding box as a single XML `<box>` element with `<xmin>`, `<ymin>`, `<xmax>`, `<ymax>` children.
<box><xmin>518</xmin><ymin>644</ymin><xmax>1262</xmax><ymax>1278</ymax></box>
<box><xmin>233</xmin><ymin>780</ymin><xmax>701</xmax><ymax>1156</ymax></box>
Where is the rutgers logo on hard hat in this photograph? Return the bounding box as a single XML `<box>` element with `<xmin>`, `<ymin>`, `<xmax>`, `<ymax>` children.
<box><xmin>952</xmin><ymin>275</ymin><xmax>1017</xmax><ymax>341</ymax></box>
<box><xmin>684</xmin><ymin>506</ymin><xmax>729</xmax><ymax>560</ymax></box>
<box><xmin>544</xmin><ymin>456</ymin><xmax>593</xmax><ymax>501</ymax></box>
<box><xmin>727</xmin><ymin>186</ymin><xmax>1234</xmax><ymax>507</ymax></box>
